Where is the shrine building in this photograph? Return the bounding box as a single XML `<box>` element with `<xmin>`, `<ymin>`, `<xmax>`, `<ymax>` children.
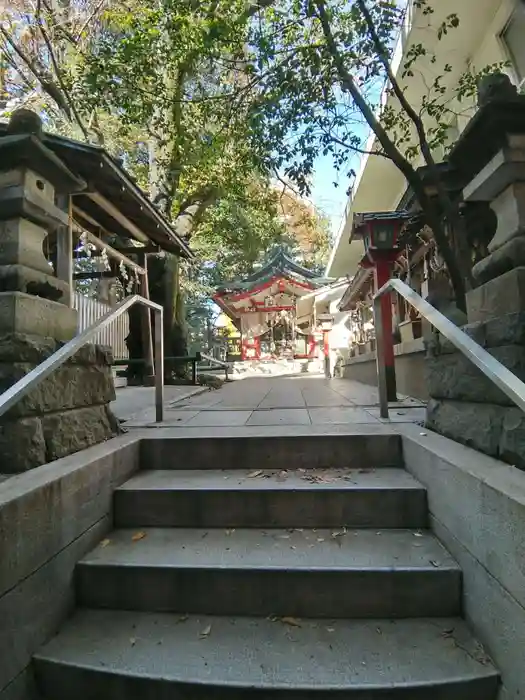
<box><xmin>213</xmin><ymin>248</ymin><xmax>331</xmax><ymax>361</ymax></box>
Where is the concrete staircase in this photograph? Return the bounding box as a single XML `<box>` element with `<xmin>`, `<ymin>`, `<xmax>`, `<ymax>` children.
<box><xmin>33</xmin><ymin>434</ymin><xmax>499</xmax><ymax>699</ymax></box>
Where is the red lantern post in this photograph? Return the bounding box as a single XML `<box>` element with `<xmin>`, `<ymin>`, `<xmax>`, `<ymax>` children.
<box><xmin>352</xmin><ymin>212</ymin><xmax>411</xmax><ymax>402</ymax></box>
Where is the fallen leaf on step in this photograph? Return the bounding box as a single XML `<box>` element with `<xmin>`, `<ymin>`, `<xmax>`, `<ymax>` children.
<box><xmin>247</xmin><ymin>469</ymin><xmax>263</xmax><ymax>478</ymax></box>
<box><xmin>413</xmin><ymin>532</ymin><xmax>423</xmax><ymax>537</ymax></box>
<box><xmin>420</xmin><ymin>432</ymin><xmax>427</xmax><ymax>436</ymax></box>
<box><xmin>441</xmin><ymin>628</ymin><xmax>455</xmax><ymax>638</ymax></box>
<box><xmin>130</xmin><ymin>637</ymin><xmax>136</xmax><ymax>646</ymax></box>
<box><xmin>276</xmin><ymin>534</ymin><xmax>290</xmax><ymax>539</ymax></box>
<box><xmin>331</xmin><ymin>528</ymin><xmax>347</xmax><ymax>539</ymax></box>
<box><xmin>281</xmin><ymin>617</ymin><xmax>302</xmax><ymax>628</ymax></box>
<box><xmin>177</xmin><ymin>615</ymin><xmax>189</xmax><ymax>623</ymax></box>
<box><xmin>199</xmin><ymin>624</ymin><xmax>212</xmax><ymax>639</ymax></box>
<box><xmin>317</xmin><ymin>537</ymin><xmax>325</xmax><ymax>542</ymax></box>
<box><xmin>429</xmin><ymin>560</ymin><xmax>440</xmax><ymax>567</ymax></box>
<box><xmin>326</xmin><ymin>627</ymin><xmax>335</xmax><ymax>633</ymax></box>
<box><xmin>99</xmin><ymin>538</ymin><xmax>111</xmax><ymax>548</ymax></box>
<box><xmin>376</xmin><ymin>627</ymin><xmax>382</xmax><ymax>635</ymax></box>
<box><xmin>225</xmin><ymin>528</ymin><xmax>235</xmax><ymax>535</ymax></box>
<box><xmin>131</xmin><ymin>531</ymin><xmax>146</xmax><ymax>542</ymax></box>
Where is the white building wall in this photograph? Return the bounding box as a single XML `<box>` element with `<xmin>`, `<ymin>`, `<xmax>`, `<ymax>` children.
<box><xmin>327</xmin><ymin>0</ymin><xmax>521</xmax><ymax>279</ymax></box>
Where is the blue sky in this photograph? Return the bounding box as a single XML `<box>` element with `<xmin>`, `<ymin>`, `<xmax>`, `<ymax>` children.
<box><xmin>310</xmin><ymin>155</ymin><xmax>351</xmax><ymax>238</ymax></box>
<box><xmin>310</xmin><ymin>154</ymin><xmax>349</xmax><ymax>238</ymax></box>
<box><xmin>309</xmin><ymin>142</ymin><xmax>367</xmax><ymax>240</ymax></box>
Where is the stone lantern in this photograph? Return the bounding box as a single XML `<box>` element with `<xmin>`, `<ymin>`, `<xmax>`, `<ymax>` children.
<box><xmin>0</xmin><ymin>110</ymin><xmax>119</xmax><ymax>472</ymax></box>
<box><xmin>425</xmin><ymin>74</ymin><xmax>525</xmax><ymax>468</ymax></box>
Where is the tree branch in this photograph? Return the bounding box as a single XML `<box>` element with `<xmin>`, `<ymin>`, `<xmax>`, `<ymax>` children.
<box><xmin>356</xmin><ymin>0</ymin><xmax>473</xmax><ymax>290</ymax></box>
<box><xmin>39</xmin><ymin>0</ymin><xmax>77</xmax><ymax>44</ymax></box>
<box><xmin>173</xmin><ymin>185</ymin><xmax>220</xmax><ymax>240</ymax></box>
<box><xmin>75</xmin><ymin>0</ymin><xmax>107</xmax><ymax>41</ymax></box>
<box><xmin>356</xmin><ymin>0</ymin><xmax>435</xmax><ymax>167</ymax></box>
<box><xmin>314</xmin><ymin>0</ymin><xmax>467</xmax><ymax>308</ymax></box>
<box><xmin>314</xmin><ymin>1</ymin><xmax>414</xmax><ymax>179</ymax></box>
<box><xmin>35</xmin><ymin>16</ymin><xmax>90</xmax><ymax>140</ymax></box>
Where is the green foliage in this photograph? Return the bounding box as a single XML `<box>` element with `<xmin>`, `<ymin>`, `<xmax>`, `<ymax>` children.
<box><xmin>247</xmin><ymin>0</ymin><xmax>509</xmax><ymax>190</ymax></box>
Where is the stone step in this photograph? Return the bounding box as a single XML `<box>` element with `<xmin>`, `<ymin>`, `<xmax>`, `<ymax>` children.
<box><xmin>114</xmin><ymin>468</ymin><xmax>428</xmax><ymax>529</ymax></box>
<box><xmin>140</xmin><ymin>433</ymin><xmax>402</xmax><ymax>472</ymax></box>
<box><xmin>76</xmin><ymin>528</ymin><xmax>461</xmax><ymax>618</ymax></box>
<box><xmin>34</xmin><ymin>610</ymin><xmax>499</xmax><ymax>700</ymax></box>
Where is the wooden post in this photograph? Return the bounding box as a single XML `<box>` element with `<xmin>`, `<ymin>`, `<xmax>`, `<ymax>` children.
<box><xmin>56</xmin><ymin>194</ymin><xmax>74</xmax><ymax>307</ymax></box>
<box><xmin>191</xmin><ymin>359</ymin><xmax>197</xmax><ymax>386</ymax></box>
<box><xmin>139</xmin><ymin>253</ymin><xmax>154</xmax><ymax>380</ymax></box>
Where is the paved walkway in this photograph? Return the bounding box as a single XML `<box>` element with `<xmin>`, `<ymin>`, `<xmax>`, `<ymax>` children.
<box><xmin>121</xmin><ymin>375</ymin><xmax>426</xmax><ymax>428</ymax></box>
<box><xmin>111</xmin><ymin>384</ymin><xmax>207</xmax><ymax>423</ymax></box>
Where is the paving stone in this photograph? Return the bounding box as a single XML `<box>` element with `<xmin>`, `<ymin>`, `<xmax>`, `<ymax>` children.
<box><xmin>308</xmin><ymin>407</ymin><xmax>379</xmax><ymax>424</ymax></box>
<box><xmin>184</xmin><ymin>411</ymin><xmax>253</xmax><ymax>427</ymax></box>
<box><xmin>247</xmin><ymin>409</ymin><xmax>311</xmax><ymax>426</ymax></box>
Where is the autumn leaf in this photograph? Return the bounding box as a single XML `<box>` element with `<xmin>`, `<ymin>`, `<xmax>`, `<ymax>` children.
<box><xmin>247</xmin><ymin>469</ymin><xmax>263</xmax><ymax>478</ymax></box>
<box><xmin>281</xmin><ymin>617</ymin><xmax>301</xmax><ymax>627</ymax></box>
<box><xmin>99</xmin><ymin>538</ymin><xmax>111</xmax><ymax>548</ymax></box>
<box><xmin>131</xmin><ymin>531</ymin><xmax>147</xmax><ymax>542</ymax></box>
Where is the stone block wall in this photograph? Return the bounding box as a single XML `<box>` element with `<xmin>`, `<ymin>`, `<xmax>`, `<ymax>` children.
<box><xmin>0</xmin><ymin>435</ymin><xmax>140</xmax><ymax>700</ymax></box>
<box><xmin>341</xmin><ymin>339</ymin><xmax>429</xmax><ymax>402</ymax></box>
<box><xmin>402</xmin><ymin>427</ymin><xmax>525</xmax><ymax>700</ymax></box>
<box><xmin>0</xmin><ymin>334</ymin><xmax>120</xmax><ymax>473</ymax></box>
<box><xmin>425</xmin><ymin>312</ymin><xmax>525</xmax><ymax>469</ymax></box>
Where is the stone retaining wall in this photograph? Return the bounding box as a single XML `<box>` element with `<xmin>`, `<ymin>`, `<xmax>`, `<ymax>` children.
<box><xmin>340</xmin><ymin>338</ymin><xmax>428</xmax><ymax>401</ymax></box>
<box><xmin>0</xmin><ymin>334</ymin><xmax>120</xmax><ymax>473</ymax></box>
<box><xmin>0</xmin><ymin>435</ymin><xmax>140</xmax><ymax>700</ymax></box>
<box><xmin>425</xmin><ymin>312</ymin><xmax>525</xmax><ymax>469</ymax></box>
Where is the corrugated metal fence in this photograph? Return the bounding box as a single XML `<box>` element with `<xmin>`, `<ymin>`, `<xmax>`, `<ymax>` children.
<box><xmin>74</xmin><ymin>293</ymin><xmax>129</xmax><ymax>360</ymax></box>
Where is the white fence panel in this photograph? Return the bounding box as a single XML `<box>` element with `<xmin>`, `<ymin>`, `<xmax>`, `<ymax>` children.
<box><xmin>74</xmin><ymin>293</ymin><xmax>129</xmax><ymax>359</ymax></box>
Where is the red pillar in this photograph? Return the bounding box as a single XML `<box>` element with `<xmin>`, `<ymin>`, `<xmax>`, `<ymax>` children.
<box><xmin>323</xmin><ymin>329</ymin><xmax>330</xmax><ymax>378</ymax></box>
<box><xmin>374</xmin><ymin>259</ymin><xmax>397</xmax><ymax>402</ymax></box>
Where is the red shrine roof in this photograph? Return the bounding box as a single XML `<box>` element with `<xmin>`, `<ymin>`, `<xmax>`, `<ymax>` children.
<box><xmin>214</xmin><ymin>248</ymin><xmax>331</xmax><ymax>322</ymax></box>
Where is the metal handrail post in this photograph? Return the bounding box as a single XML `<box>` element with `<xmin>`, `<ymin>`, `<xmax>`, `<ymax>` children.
<box><xmin>154</xmin><ymin>307</ymin><xmax>164</xmax><ymax>422</ymax></box>
<box><xmin>373</xmin><ymin>278</ymin><xmax>525</xmax><ymax>420</ymax></box>
<box><xmin>199</xmin><ymin>351</ymin><xmax>232</xmax><ymax>381</ymax></box>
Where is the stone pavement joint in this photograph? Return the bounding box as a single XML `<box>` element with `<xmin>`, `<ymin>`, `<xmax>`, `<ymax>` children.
<box><xmin>120</xmin><ymin>375</ymin><xmax>426</xmax><ymax>428</ymax></box>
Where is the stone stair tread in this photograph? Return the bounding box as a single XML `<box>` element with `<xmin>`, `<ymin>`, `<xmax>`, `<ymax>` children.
<box><xmin>117</xmin><ymin>467</ymin><xmax>425</xmax><ymax>491</ymax></box>
<box><xmin>80</xmin><ymin>527</ymin><xmax>458</xmax><ymax>571</ymax></box>
<box><xmin>34</xmin><ymin>610</ymin><xmax>498</xmax><ymax>694</ymax></box>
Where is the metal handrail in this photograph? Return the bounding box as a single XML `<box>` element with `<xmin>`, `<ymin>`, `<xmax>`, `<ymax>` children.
<box><xmin>0</xmin><ymin>294</ymin><xmax>164</xmax><ymax>422</ymax></box>
<box><xmin>373</xmin><ymin>278</ymin><xmax>525</xmax><ymax>419</ymax></box>
<box><xmin>199</xmin><ymin>352</ymin><xmax>231</xmax><ymax>380</ymax></box>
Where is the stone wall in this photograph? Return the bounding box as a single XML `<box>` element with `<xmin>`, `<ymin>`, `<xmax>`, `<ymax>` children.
<box><xmin>0</xmin><ymin>334</ymin><xmax>120</xmax><ymax>473</ymax></box>
<box><xmin>0</xmin><ymin>435</ymin><xmax>140</xmax><ymax>700</ymax></box>
<box><xmin>425</xmin><ymin>312</ymin><xmax>525</xmax><ymax>469</ymax></box>
<box><xmin>340</xmin><ymin>339</ymin><xmax>429</xmax><ymax>401</ymax></box>
<box><xmin>402</xmin><ymin>426</ymin><xmax>525</xmax><ymax>700</ymax></box>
